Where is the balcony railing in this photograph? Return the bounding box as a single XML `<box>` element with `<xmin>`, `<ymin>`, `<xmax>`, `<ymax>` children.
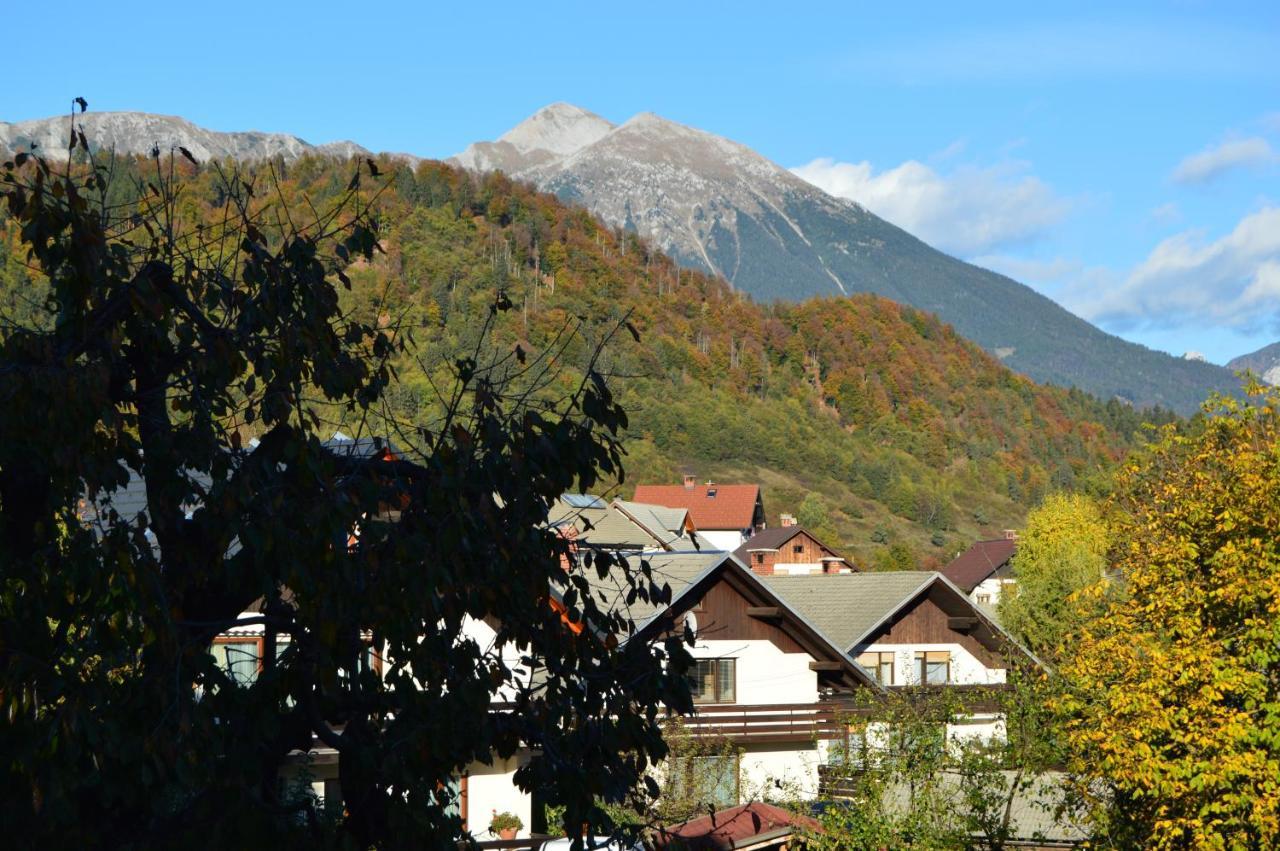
<box><xmin>673</xmin><ymin>702</ymin><xmax>848</xmax><ymax>744</ymax></box>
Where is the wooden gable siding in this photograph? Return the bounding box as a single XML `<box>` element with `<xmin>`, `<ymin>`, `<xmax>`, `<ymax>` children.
<box><xmin>747</xmin><ymin>530</ymin><xmax>837</xmax><ymax>575</ymax></box>
<box><xmin>690</xmin><ymin>579</ymin><xmax>806</xmax><ymax>654</ymax></box>
<box><xmin>862</xmin><ymin>589</ymin><xmax>1003</xmax><ymax>667</ymax></box>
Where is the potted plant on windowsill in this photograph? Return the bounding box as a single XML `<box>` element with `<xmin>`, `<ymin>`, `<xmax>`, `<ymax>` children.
<box><xmin>489</xmin><ymin>810</ymin><xmax>522</xmax><ymax>840</ymax></box>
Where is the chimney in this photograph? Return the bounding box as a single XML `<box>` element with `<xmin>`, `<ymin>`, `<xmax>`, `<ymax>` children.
<box><xmin>1004</xmin><ymin>529</ymin><xmax>1019</xmax><ymax>541</ymax></box>
<box><xmin>780</xmin><ymin>513</ymin><xmax>797</xmax><ymax>528</ymax></box>
<box><xmin>683</xmin><ymin>474</ymin><xmax>696</xmax><ymax>489</ymax></box>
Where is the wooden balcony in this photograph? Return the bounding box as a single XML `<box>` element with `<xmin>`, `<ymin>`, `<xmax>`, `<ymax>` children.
<box><xmin>673</xmin><ymin>702</ymin><xmax>848</xmax><ymax>744</ymax></box>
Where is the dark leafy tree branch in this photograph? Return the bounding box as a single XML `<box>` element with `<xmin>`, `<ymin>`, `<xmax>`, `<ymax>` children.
<box><xmin>0</xmin><ymin>105</ymin><xmax>690</xmax><ymax>850</ymax></box>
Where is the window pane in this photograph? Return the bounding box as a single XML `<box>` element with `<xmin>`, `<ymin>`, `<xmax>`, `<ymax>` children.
<box><xmin>879</xmin><ymin>657</ymin><xmax>894</xmax><ymax>686</ymax></box>
<box><xmin>925</xmin><ymin>660</ymin><xmax>948</xmax><ymax>685</ymax></box>
<box><xmin>212</xmin><ymin>640</ymin><xmax>260</xmax><ymax>685</ymax></box>
<box><xmin>716</xmin><ymin>659</ymin><xmax>736</xmax><ymax>703</ymax></box>
<box><xmin>690</xmin><ymin>659</ymin><xmax>715</xmax><ymax>703</ymax></box>
<box><xmin>679</xmin><ymin>756</ymin><xmax>738</xmax><ymax>808</ymax></box>
<box><xmin>703</xmin><ymin>755</ymin><xmax>738</xmax><ymax>807</ymax></box>
<box><xmin>442</xmin><ymin>775</ymin><xmax>463</xmax><ymax>819</ymax></box>
<box><xmin>856</xmin><ymin>652</ymin><xmax>882</xmax><ymax>684</ymax></box>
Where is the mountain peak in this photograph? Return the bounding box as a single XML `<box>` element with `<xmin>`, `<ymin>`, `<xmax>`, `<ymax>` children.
<box><xmin>497</xmin><ymin>102</ymin><xmax>614</xmax><ymax>157</ymax></box>
<box><xmin>0</xmin><ymin>111</ymin><xmax>370</xmax><ymax>163</ymax></box>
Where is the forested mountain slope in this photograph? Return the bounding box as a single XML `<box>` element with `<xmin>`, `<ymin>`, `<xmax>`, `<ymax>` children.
<box><xmin>0</xmin><ymin>154</ymin><xmax>1174</xmax><ymax>567</ymax></box>
<box><xmin>454</xmin><ymin>103</ymin><xmax>1239</xmax><ymax>413</ymax></box>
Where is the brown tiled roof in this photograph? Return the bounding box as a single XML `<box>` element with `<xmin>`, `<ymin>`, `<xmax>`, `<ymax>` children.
<box><xmin>632</xmin><ymin>483</ymin><xmax>762</xmax><ymax>531</ymax></box>
<box><xmin>941</xmin><ymin>538</ymin><xmax>1017</xmax><ymax>593</ymax></box>
<box><xmin>654</xmin><ymin>802</ymin><xmax>821</xmax><ymax>850</ymax></box>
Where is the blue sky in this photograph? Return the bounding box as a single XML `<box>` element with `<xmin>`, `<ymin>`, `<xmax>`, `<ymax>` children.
<box><xmin>9</xmin><ymin>1</ymin><xmax>1279</xmax><ymax>363</ymax></box>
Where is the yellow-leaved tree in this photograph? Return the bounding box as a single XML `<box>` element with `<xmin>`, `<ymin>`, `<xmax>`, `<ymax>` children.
<box><xmin>1055</xmin><ymin>383</ymin><xmax>1280</xmax><ymax>849</ymax></box>
<box><xmin>999</xmin><ymin>491</ymin><xmax>1110</xmax><ymax>661</ymax></box>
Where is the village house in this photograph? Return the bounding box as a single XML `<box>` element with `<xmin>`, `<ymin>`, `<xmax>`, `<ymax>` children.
<box><xmin>941</xmin><ymin>534</ymin><xmax>1019</xmax><ymax>610</ymax></box>
<box><xmin>762</xmin><ymin>571</ymin><xmax>1036</xmax><ymax>744</ymax></box>
<box><xmin>632</xmin><ymin>477</ymin><xmax>765</xmax><ymax>551</ymax></box>
<box><xmin>107</xmin><ymin>447</ymin><xmax>1041</xmax><ymax>845</ymax></box>
<box><xmin>733</xmin><ymin>524</ymin><xmax>855</xmax><ymax>575</ymax></box>
<box><xmin>579</xmin><ymin>548</ymin><xmax>877</xmax><ymax>806</ymax></box>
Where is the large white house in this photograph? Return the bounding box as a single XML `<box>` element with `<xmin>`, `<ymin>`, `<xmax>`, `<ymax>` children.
<box><xmin>762</xmin><ymin>571</ymin><xmax>1036</xmax><ymax>743</ymax></box>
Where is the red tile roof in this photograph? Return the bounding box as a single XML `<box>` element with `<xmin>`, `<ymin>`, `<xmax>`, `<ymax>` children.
<box><xmin>942</xmin><ymin>538</ymin><xmax>1017</xmax><ymax>593</ymax></box>
<box><xmin>632</xmin><ymin>483</ymin><xmax>763</xmax><ymax>531</ymax></box>
<box><xmin>653</xmin><ymin>802</ymin><xmax>820</xmax><ymax>850</ymax></box>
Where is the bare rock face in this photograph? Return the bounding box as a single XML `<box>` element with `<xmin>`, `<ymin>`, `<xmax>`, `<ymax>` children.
<box><xmin>453</xmin><ymin>102</ymin><xmax>613</xmax><ymax>173</ymax></box>
<box><xmin>450</xmin><ymin>104</ymin><xmax>1242</xmax><ymax>412</ymax></box>
<box><xmin>1227</xmin><ymin>342</ymin><xmax>1280</xmax><ymax>386</ymax></box>
<box><xmin>0</xmin><ymin>112</ymin><xmax>369</xmax><ymax>163</ymax></box>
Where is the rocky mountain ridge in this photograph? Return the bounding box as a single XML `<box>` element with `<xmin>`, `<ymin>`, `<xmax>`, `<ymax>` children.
<box><xmin>1227</xmin><ymin>342</ymin><xmax>1280</xmax><ymax>386</ymax></box>
<box><xmin>0</xmin><ymin>111</ymin><xmax>372</xmax><ymax>164</ymax></box>
<box><xmin>452</xmin><ymin>103</ymin><xmax>1242</xmax><ymax>413</ymax></box>
<box><xmin>1</xmin><ymin>105</ymin><xmax>1243</xmax><ymax>413</ymax></box>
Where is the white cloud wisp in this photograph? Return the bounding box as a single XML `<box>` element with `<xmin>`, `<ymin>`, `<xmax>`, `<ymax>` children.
<box><xmin>1073</xmin><ymin>206</ymin><xmax>1280</xmax><ymax>335</ymax></box>
<box><xmin>1171</xmin><ymin>136</ymin><xmax>1275</xmax><ymax>184</ymax></box>
<box><xmin>791</xmin><ymin>157</ymin><xmax>1069</xmax><ymax>257</ymax></box>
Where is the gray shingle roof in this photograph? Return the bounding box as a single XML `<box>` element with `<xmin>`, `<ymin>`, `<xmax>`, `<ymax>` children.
<box><xmin>613</xmin><ymin>500</ymin><xmax>685</xmax><ymax>538</ymax></box>
<box><xmin>577</xmin><ymin>551</ymin><xmax>727</xmax><ymax>632</ymax></box>
<box><xmin>551</xmin><ymin>496</ymin><xmax>715</xmax><ymax>552</ymax></box>
<box><xmin>761</xmin><ymin>572</ymin><xmax>936</xmax><ymax>651</ymax></box>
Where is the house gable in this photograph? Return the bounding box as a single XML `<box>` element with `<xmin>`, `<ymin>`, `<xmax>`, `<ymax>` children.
<box><xmin>688</xmin><ymin>576</ymin><xmax>807</xmax><ymax>654</ymax></box>
<box><xmin>637</xmin><ymin>558</ymin><xmax>873</xmax><ymax>691</ymax></box>
<box><xmin>735</xmin><ymin>526</ymin><xmax>851</xmax><ymax>575</ymax></box>
<box><xmin>857</xmin><ymin>584</ymin><xmax>1008</xmax><ymax>667</ymax></box>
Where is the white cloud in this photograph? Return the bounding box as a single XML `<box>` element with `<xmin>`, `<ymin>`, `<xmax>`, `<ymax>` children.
<box><xmin>1171</xmin><ymin>137</ymin><xmax>1275</xmax><ymax>184</ymax></box>
<box><xmin>1071</xmin><ymin>206</ymin><xmax>1280</xmax><ymax>334</ymax></box>
<box><xmin>792</xmin><ymin>157</ymin><xmax>1070</xmax><ymax>256</ymax></box>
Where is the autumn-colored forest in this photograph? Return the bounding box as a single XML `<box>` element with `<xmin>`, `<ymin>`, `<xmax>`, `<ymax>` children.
<box><xmin>0</xmin><ymin>153</ymin><xmax>1174</xmax><ymax>566</ymax></box>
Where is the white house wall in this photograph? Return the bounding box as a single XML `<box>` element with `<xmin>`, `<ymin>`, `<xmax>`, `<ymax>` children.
<box><xmin>739</xmin><ymin>743</ymin><xmax>822</xmax><ymax>800</ymax></box>
<box><xmin>687</xmin><ymin>638</ymin><xmax>822</xmax><ymax>803</ymax></box>
<box><xmin>970</xmin><ymin>576</ymin><xmax>1013</xmax><ymax>609</ymax></box>
<box><xmin>698</xmin><ymin>529</ymin><xmax>749</xmax><ymax>552</ymax></box>
<box><xmin>466</xmin><ymin>755</ymin><xmax>533</xmax><ymax>841</ymax></box>
<box><xmin>688</xmin><ymin>638</ymin><xmax>818</xmax><ymax>705</ymax></box>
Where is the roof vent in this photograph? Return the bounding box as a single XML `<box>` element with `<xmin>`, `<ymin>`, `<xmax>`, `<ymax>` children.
<box><xmin>780</xmin><ymin>513</ymin><xmax>797</xmax><ymax>527</ymax></box>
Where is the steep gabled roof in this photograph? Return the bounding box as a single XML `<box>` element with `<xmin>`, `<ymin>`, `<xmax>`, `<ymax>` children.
<box><xmin>321</xmin><ymin>434</ymin><xmax>402</xmax><ymax>460</ymax></box>
<box><xmin>612</xmin><ymin>499</ymin><xmax>708</xmax><ymax>550</ymax></box>
<box><xmin>548</xmin><ymin>497</ymin><xmax>709</xmax><ymax>551</ymax></box>
<box><xmin>762</xmin><ymin>571</ymin><xmax>1041</xmax><ymax>666</ymax></box>
<box><xmin>941</xmin><ymin>538</ymin><xmax>1017</xmax><ymax>593</ymax></box>
<box><xmin>632</xmin><ymin>483</ymin><xmax>763</xmax><ymax>531</ymax></box>
<box><xmin>761</xmin><ymin>572</ymin><xmax>935</xmax><ymax>651</ymax></box>
<box><xmin>577</xmin><ymin>552</ymin><xmax>876</xmax><ymax>689</ymax></box>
